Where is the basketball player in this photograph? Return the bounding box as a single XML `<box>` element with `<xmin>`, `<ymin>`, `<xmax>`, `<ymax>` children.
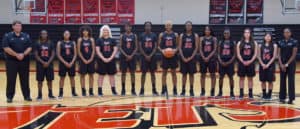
<box><xmin>217</xmin><ymin>28</ymin><xmax>236</xmax><ymax>98</ymax></box>
<box><xmin>158</xmin><ymin>20</ymin><xmax>179</xmax><ymax>96</ymax></box>
<box><xmin>119</xmin><ymin>23</ymin><xmax>138</xmax><ymax>96</ymax></box>
<box><xmin>258</xmin><ymin>33</ymin><xmax>277</xmax><ymax>100</ymax></box>
<box><xmin>2</xmin><ymin>21</ymin><xmax>32</xmax><ymax>103</ymax></box>
<box><xmin>56</xmin><ymin>30</ymin><xmax>78</xmax><ymax>99</ymax></box>
<box><xmin>199</xmin><ymin>26</ymin><xmax>217</xmax><ymax>97</ymax></box>
<box><xmin>278</xmin><ymin>28</ymin><xmax>298</xmax><ymax>104</ymax></box>
<box><xmin>178</xmin><ymin>21</ymin><xmax>198</xmax><ymax>96</ymax></box>
<box><xmin>237</xmin><ymin>28</ymin><xmax>258</xmax><ymax>99</ymax></box>
<box><xmin>77</xmin><ymin>26</ymin><xmax>96</xmax><ymax>96</ymax></box>
<box><xmin>139</xmin><ymin>21</ymin><xmax>159</xmax><ymax>96</ymax></box>
<box><xmin>34</xmin><ymin>30</ymin><xmax>56</xmax><ymax>100</ymax></box>
<box><xmin>96</xmin><ymin>25</ymin><xmax>118</xmax><ymax>96</ymax></box>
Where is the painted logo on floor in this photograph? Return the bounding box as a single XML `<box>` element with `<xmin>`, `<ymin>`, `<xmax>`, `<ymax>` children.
<box><xmin>1</xmin><ymin>97</ymin><xmax>300</xmax><ymax>129</ymax></box>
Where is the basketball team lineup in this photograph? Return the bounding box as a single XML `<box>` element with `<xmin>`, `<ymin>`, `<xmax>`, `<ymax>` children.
<box><xmin>0</xmin><ymin>20</ymin><xmax>300</xmax><ymax>129</ymax></box>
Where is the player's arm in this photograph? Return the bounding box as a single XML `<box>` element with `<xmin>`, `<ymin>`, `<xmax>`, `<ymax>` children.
<box><xmin>199</xmin><ymin>37</ymin><xmax>205</xmax><ymax>59</ymax></box>
<box><xmin>227</xmin><ymin>41</ymin><xmax>237</xmax><ymax>64</ymax></box>
<box><xmin>217</xmin><ymin>41</ymin><xmax>224</xmax><ymax>65</ymax></box>
<box><xmin>47</xmin><ymin>48</ymin><xmax>55</xmax><ymax>65</ymax></box>
<box><xmin>285</xmin><ymin>41</ymin><xmax>298</xmax><ymax>66</ymax></box>
<box><xmin>130</xmin><ymin>34</ymin><xmax>139</xmax><ymax>57</ymax></box>
<box><xmin>138</xmin><ymin>35</ymin><xmax>147</xmax><ymax>57</ymax></box>
<box><xmin>158</xmin><ymin>32</ymin><xmax>164</xmax><ymax>53</ymax></box>
<box><xmin>207</xmin><ymin>37</ymin><xmax>217</xmax><ymax>60</ymax></box>
<box><xmin>56</xmin><ymin>41</ymin><xmax>68</xmax><ymax>65</ymax></box>
<box><xmin>178</xmin><ymin>33</ymin><xmax>185</xmax><ymax>60</ymax></box>
<box><xmin>249</xmin><ymin>41</ymin><xmax>258</xmax><ymax>64</ymax></box>
<box><xmin>23</xmin><ymin>34</ymin><xmax>32</xmax><ymax>56</ymax></box>
<box><xmin>257</xmin><ymin>44</ymin><xmax>265</xmax><ymax>66</ymax></box>
<box><xmin>88</xmin><ymin>38</ymin><xmax>96</xmax><ymax>63</ymax></box>
<box><xmin>266</xmin><ymin>44</ymin><xmax>278</xmax><ymax>67</ymax></box>
<box><xmin>118</xmin><ymin>34</ymin><xmax>129</xmax><ymax>57</ymax></box>
<box><xmin>109</xmin><ymin>45</ymin><xmax>118</xmax><ymax>61</ymax></box>
<box><xmin>70</xmin><ymin>41</ymin><xmax>77</xmax><ymax>66</ymax></box>
<box><xmin>77</xmin><ymin>38</ymin><xmax>87</xmax><ymax>63</ymax></box>
<box><xmin>95</xmin><ymin>39</ymin><xmax>106</xmax><ymax>61</ymax></box>
<box><xmin>236</xmin><ymin>41</ymin><xmax>244</xmax><ymax>63</ymax></box>
<box><xmin>34</xmin><ymin>44</ymin><xmax>46</xmax><ymax>64</ymax></box>
<box><xmin>173</xmin><ymin>33</ymin><xmax>179</xmax><ymax>53</ymax></box>
<box><xmin>190</xmin><ymin>33</ymin><xmax>199</xmax><ymax>60</ymax></box>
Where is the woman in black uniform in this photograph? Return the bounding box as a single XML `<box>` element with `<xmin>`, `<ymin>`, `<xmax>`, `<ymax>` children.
<box><xmin>237</xmin><ymin>28</ymin><xmax>258</xmax><ymax>99</ymax></box>
<box><xmin>77</xmin><ymin>26</ymin><xmax>96</xmax><ymax>96</ymax></box>
<box><xmin>217</xmin><ymin>28</ymin><xmax>236</xmax><ymax>98</ymax></box>
<box><xmin>139</xmin><ymin>21</ymin><xmax>159</xmax><ymax>96</ymax></box>
<box><xmin>119</xmin><ymin>23</ymin><xmax>138</xmax><ymax>96</ymax></box>
<box><xmin>179</xmin><ymin>21</ymin><xmax>198</xmax><ymax>96</ymax></box>
<box><xmin>258</xmin><ymin>33</ymin><xmax>277</xmax><ymax>100</ymax></box>
<box><xmin>199</xmin><ymin>26</ymin><xmax>217</xmax><ymax>97</ymax></box>
<box><xmin>34</xmin><ymin>30</ymin><xmax>56</xmax><ymax>100</ymax></box>
<box><xmin>278</xmin><ymin>28</ymin><xmax>298</xmax><ymax>104</ymax></box>
<box><xmin>96</xmin><ymin>25</ymin><xmax>118</xmax><ymax>96</ymax></box>
<box><xmin>56</xmin><ymin>30</ymin><xmax>78</xmax><ymax>99</ymax></box>
<box><xmin>158</xmin><ymin>20</ymin><xmax>179</xmax><ymax>96</ymax></box>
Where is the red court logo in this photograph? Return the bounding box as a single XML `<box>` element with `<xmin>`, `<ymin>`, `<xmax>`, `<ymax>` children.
<box><xmin>1</xmin><ymin>97</ymin><xmax>300</xmax><ymax>129</ymax></box>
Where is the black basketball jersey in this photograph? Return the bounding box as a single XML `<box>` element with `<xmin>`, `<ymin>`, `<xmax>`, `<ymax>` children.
<box><xmin>181</xmin><ymin>33</ymin><xmax>196</xmax><ymax>58</ymax></box>
<box><xmin>121</xmin><ymin>33</ymin><xmax>136</xmax><ymax>55</ymax></box>
<box><xmin>260</xmin><ymin>43</ymin><xmax>274</xmax><ymax>64</ymax></box>
<box><xmin>219</xmin><ymin>40</ymin><xmax>235</xmax><ymax>62</ymax></box>
<box><xmin>80</xmin><ymin>38</ymin><xmax>93</xmax><ymax>59</ymax></box>
<box><xmin>160</xmin><ymin>32</ymin><xmax>177</xmax><ymax>49</ymax></box>
<box><xmin>201</xmin><ymin>36</ymin><xmax>215</xmax><ymax>57</ymax></box>
<box><xmin>240</xmin><ymin>41</ymin><xmax>255</xmax><ymax>61</ymax></box>
<box><xmin>140</xmin><ymin>32</ymin><xmax>157</xmax><ymax>55</ymax></box>
<box><xmin>96</xmin><ymin>37</ymin><xmax>117</xmax><ymax>58</ymax></box>
<box><xmin>36</xmin><ymin>41</ymin><xmax>54</xmax><ymax>62</ymax></box>
<box><xmin>60</xmin><ymin>40</ymin><xmax>75</xmax><ymax>61</ymax></box>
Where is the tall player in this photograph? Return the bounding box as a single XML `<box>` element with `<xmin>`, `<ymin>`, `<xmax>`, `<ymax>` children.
<box><xmin>139</xmin><ymin>21</ymin><xmax>159</xmax><ymax>96</ymax></box>
<box><xmin>257</xmin><ymin>33</ymin><xmax>277</xmax><ymax>100</ymax></box>
<box><xmin>158</xmin><ymin>20</ymin><xmax>179</xmax><ymax>96</ymax></box>
<box><xmin>237</xmin><ymin>28</ymin><xmax>258</xmax><ymax>99</ymax></box>
<box><xmin>178</xmin><ymin>21</ymin><xmax>198</xmax><ymax>96</ymax></box>
<box><xmin>56</xmin><ymin>30</ymin><xmax>78</xmax><ymax>99</ymax></box>
<box><xmin>217</xmin><ymin>28</ymin><xmax>236</xmax><ymax>98</ymax></box>
<box><xmin>278</xmin><ymin>28</ymin><xmax>298</xmax><ymax>104</ymax></box>
<box><xmin>96</xmin><ymin>25</ymin><xmax>118</xmax><ymax>96</ymax></box>
<box><xmin>199</xmin><ymin>26</ymin><xmax>217</xmax><ymax>97</ymax></box>
<box><xmin>34</xmin><ymin>30</ymin><xmax>56</xmax><ymax>100</ymax></box>
<box><xmin>119</xmin><ymin>23</ymin><xmax>138</xmax><ymax>96</ymax></box>
<box><xmin>77</xmin><ymin>26</ymin><xmax>96</xmax><ymax>96</ymax></box>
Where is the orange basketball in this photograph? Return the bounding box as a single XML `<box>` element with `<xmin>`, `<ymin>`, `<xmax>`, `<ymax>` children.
<box><xmin>163</xmin><ymin>48</ymin><xmax>174</xmax><ymax>58</ymax></box>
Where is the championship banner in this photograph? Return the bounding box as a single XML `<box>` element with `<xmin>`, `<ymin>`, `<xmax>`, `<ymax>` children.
<box><xmin>65</xmin><ymin>0</ymin><xmax>82</xmax><ymax>24</ymax></box>
<box><xmin>247</xmin><ymin>0</ymin><xmax>263</xmax><ymax>24</ymax></box>
<box><xmin>30</xmin><ymin>0</ymin><xmax>47</xmax><ymax>24</ymax></box>
<box><xmin>82</xmin><ymin>0</ymin><xmax>99</xmax><ymax>23</ymax></box>
<box><xmin>47</xmin><ymin>0</ymin><xmax>64</xmax><ymax>24</ymax></box>
<box><xmin>228</xmin><ymin>0</ymin><xmax>244</xmax><ymax>24</ymax></box>
<box><xmin>209</xmin><ymin>0</ymin><xmax>226</xmax><ymax>24</ymax></box>
<box><xmin>100</xmin><ymin>0</ymin><xmax>118</xmax><ymax>24</ymax></box>
<box><xmin>117</xmin><ymin>0</ymin><xmax>135</xmax><ymax>24</ymax></box>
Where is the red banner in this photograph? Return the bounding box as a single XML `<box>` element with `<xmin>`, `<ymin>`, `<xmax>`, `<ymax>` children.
<box><xmin>247</xmin><ymin>0</ymin><xmax>263</xmax><ymax>13</ymax></box>
<box><xmin>30</xmin><ymin>0</ymin><xmax>47</xmax><ymax>24</ymax></box>
<box><xmin>117</xmin><ymin>0</ymin><xmax>135</xmax><ymax>24</ymax></box>
<box><xmin>65</xmin><ymin>0</ymin><xmax>82</xmax><ymax>24</ymax></box>
<box><xmin>47</xmin><ymin>0</ymin><xmax>64</xmax><ymax>24</ymax></box>
<box><xmin>82</xmin><ymin>0</ymin><xmax>99</xmax><ymax>23</ymax></box>
<box><xmin>100</xmin><ymin>0</ymin><xmax>118</xmax><ymax>24</ymax></box>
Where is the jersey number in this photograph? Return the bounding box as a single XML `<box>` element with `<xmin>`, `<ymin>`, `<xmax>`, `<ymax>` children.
<box><xmin>145</xmin><ymin>41</ymin><xmax>153</xmax><ymax>48</ymax></box>
<box><xmin>204</xmin><ymin>45</ymin><xmax>212</xmax><ymax>52</ymax></box>
<box><xmin>263</xmin><ymin>53</ymin><xmax>271</xmax><ymax>60</ymax></box>
<box><xmin>243</xmin><ymin>49</ymin><xmax>251</xmax><ymax>56</ymax></box>
<box><xmin>166</xmin><ymin>40</ymin><xmax>173</xmax><ymax>47</ymax></box>
<box><xmin>222</xmin><ymin>49</ymin><xmax>231</xmax><ymax>55</ymax></box>
<box><xmin>104</xmin><ymin>45</ymin><xmax>111</xmax><ymax>52</ymax></box>
<box><xmin>184</xmin><ymin>42</ymin><xmax>192</xmax><ymax>48</ymax></box>
<box><xmin>41</xmin><ymin>50</ymin><xmax>49</xmax><ymax>57</ymax></box>
<box><xmin>66</xmin><ymin>48</ymin><xmax>70</xmax><ymax>56</ymax></box>
<box><xmin>84</xmin><ymin>46</ymin><xmax>89</xmax><ymax>53</ymax></box>
<box><xmin>126</xmin><ymin>42</ymin><xmax>131</xmax><ymax>49</ymax></box>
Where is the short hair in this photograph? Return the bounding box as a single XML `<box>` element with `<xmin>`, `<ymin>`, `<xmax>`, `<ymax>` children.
<box><xmin>144</xmin><ymin>21</ymin><xmax>152</xmax><ymax>26</ymax></box>
<box><xmin>12</xmin><ymin>20</ymin><xmax>22</xmax><ymax>26</ymax></box>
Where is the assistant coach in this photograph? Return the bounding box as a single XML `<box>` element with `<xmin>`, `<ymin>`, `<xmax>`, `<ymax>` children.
<box><xmin>2</xmin><ymin>21</ymin><xmax>32</xmax><ymax>103</ymax></box>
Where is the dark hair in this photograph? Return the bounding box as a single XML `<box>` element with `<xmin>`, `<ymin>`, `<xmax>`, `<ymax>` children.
<box><xmin>38</xmin><ymin>30</ymin><xmax>50</xmax><ymax>43</ymax></box>
<box><xmin>184</xmin><ymin>21</ymin><xmax>193</xmax><ymax>33</ymax></box>
<box><xmin>144</xmin><ymin>21</ymin><xmax>152</xmax><ymax>26</ymax></box>
<box><xmin>63</xmin><ymin>30</ymin><xmax>71</xmax><ymax>40</ymax></box>
<box><xmin>264</xmin><ymin>32</ymin><xmax>273</xmax><ymax>44</ymax></box>
<box><xmin>12</xmin><ymin>20</ymin><xmax>22</xmax><ymax>26</ymax></box>
<box><xmin>240</xmin><ymin>28</ymin><xmax>255</xmax><ymax>49</ymax></box>
<box><xmin>283</xmin><ymin>27</ymin><xmax>293</xmax><ymax>38</ymax></box>
<box><xmin>221</xmin><ymin>27</ymin><xmax>231</xmax><ymax>41</ymax></box>
<box><xmin>203</xmin><ymin>26</ymin><xmax>214</xmax><ymax>36</ymax></box>
<box><xmin>79</xmin><ymin>25</ymin><xmax>92</xmax><ymax>37</ymax></box>
<box><xmin>124</xmin><ymin>22</ymin><xmax>132</xmax><ymax>27</ymax></box>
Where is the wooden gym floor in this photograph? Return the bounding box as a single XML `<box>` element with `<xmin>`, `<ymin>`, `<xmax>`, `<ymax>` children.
<box><xmin>0</xmin><ymin>60</ymin><xmax>300</xmax><ymax>129</ymax></box>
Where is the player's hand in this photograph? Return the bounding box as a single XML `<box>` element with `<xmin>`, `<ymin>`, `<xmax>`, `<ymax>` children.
<box><xmin>280</xmin><ymin>65</ymin><xmax>286</xmax><ymax>72</ymax></box>
<box><xmin>203</xmin><ymin>57</ymin><xmax>209</xmax><ymax>63</ymax></box>
<box><xmin>66</xmin><ymin>63</ymin><xmax>72</xmax><ymax>68</ymax></box>
<box><xmin>103</xmin><ymin>58</ymin><xmax>110</xmax><ymax>63</ymax></box>
<box><xmin>16</xmin><ymin>53</ymin><xmax>24</xmax><ymax>61</ymax></box>
<box><xmin>145</xmin><ymin>56</ymin><xmax>151</xmax><ymax>62</ymax></box>
<box><xmin>43</xmin><ymin>62</ymin><xmax>49</xmax><ymax>68</ymax></box>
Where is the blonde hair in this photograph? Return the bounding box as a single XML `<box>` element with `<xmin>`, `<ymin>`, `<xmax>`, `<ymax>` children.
<box><xmin>99</xmin><ymin>25</ymin><xmax>112</xmax><ymax>38</ymax></box>
<box><xmin>165</xmin><ymin>20</ymin><xmax>173</xmax><ymax>26</ymax></box>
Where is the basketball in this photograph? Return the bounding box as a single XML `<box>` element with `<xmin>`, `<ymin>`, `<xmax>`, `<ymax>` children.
<box><xmin>163</xmin><ymin>48</ymin><xmax>174</xmax><ymax>58</ymax></box>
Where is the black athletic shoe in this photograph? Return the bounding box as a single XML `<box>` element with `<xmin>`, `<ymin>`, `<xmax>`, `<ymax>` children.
<box><xmin>121</xmin><ymin>88</ymin><xmax>126</xmax><ymax>96</ymax></box>
<box><xmin>131</xmin><ymin>89</ymin><xmax>137</xmax><ymax>96</ymax></box>
<box><xmin>139</xmin><ymin>88</ymin><xmax>144</xmax><ymax>96</ymax></box>
<box><xmin>152</xmin><ymin>88</ymin><xmax>159</xmax><ymax>96</ymax></box>
<box><xmin>98</xmin><ymin>88</ymin><xmax>103</xmax><ymax>97</ymax></box>
<box><xmin>36</xmin><ymin>95</ymin><xmax>42</xmax><ymax>101</ymax></box>
<box><xmin>25</xmin><ymin>97</ymin><xmax>32</xmax><ymax>102</ymax></box>
<box><xmin>82</xmin><ymin>88</ymin><xmax>87</xmax><ymax>97</ymax></box>
<box><xmin>180</xmin><ymin>89</ymin><xmax>186</xmax><ymax>96</ymax></box>
<box><xmin>48</xmin><ymin>95</ymin><xmax>56</xmax><ymax>100</ymax></box>
<box><xmin>161</xmin><ymin>86</ymin><xmax>167</xmax><ymax>96</ymax></box>
<box><xmin>217</xmin><ymin>92</ymin><xmax>223</xmax><ymax>97</ymax></box>
<box><xmin>288</xmin><ymin>100</ymin><xmax>294</xmax><ymax>104</ymax></box>
<box><xmin>210</xmin><ymin>88</ymin><xmax>215</xmax><ymax>97</ymax></box>
<box><xmin>89</xmin><ymin>88</ymin><xmax>94</xmax><ymax>96</ymax></box>
<box><xmin>173</xmin><ymin>87</ymin><xmax>178</xmax><ymax>96</ymax></box>
<box><xmin>111</xmin><ymin>87</ymin><xmax>118</xmax><ymax>96</ymax></box>
<box><xmin>230</xmin><ymin>92</ymin><xmax>235</xmax><ymax>99</ymax></box>
<box><xmin>7</xmin><ymin>99</ymin><xmax>12</xmax><ymax>103</ymax></box>
<box><xmin>200</xmin><ymin>89</ymin><xmax>205</xmax><ymax>97</ymax></box>
<box><xmin>190</xmin><ymin>89</ymin><xmax>194</xmax><ymax>97</ymax></box>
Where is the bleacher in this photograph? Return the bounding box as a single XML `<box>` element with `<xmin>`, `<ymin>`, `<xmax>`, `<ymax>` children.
<box><xmin>0</xmin><ymin>24</ymin><xmax>300</xmax><ymax>60</ymax></box>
